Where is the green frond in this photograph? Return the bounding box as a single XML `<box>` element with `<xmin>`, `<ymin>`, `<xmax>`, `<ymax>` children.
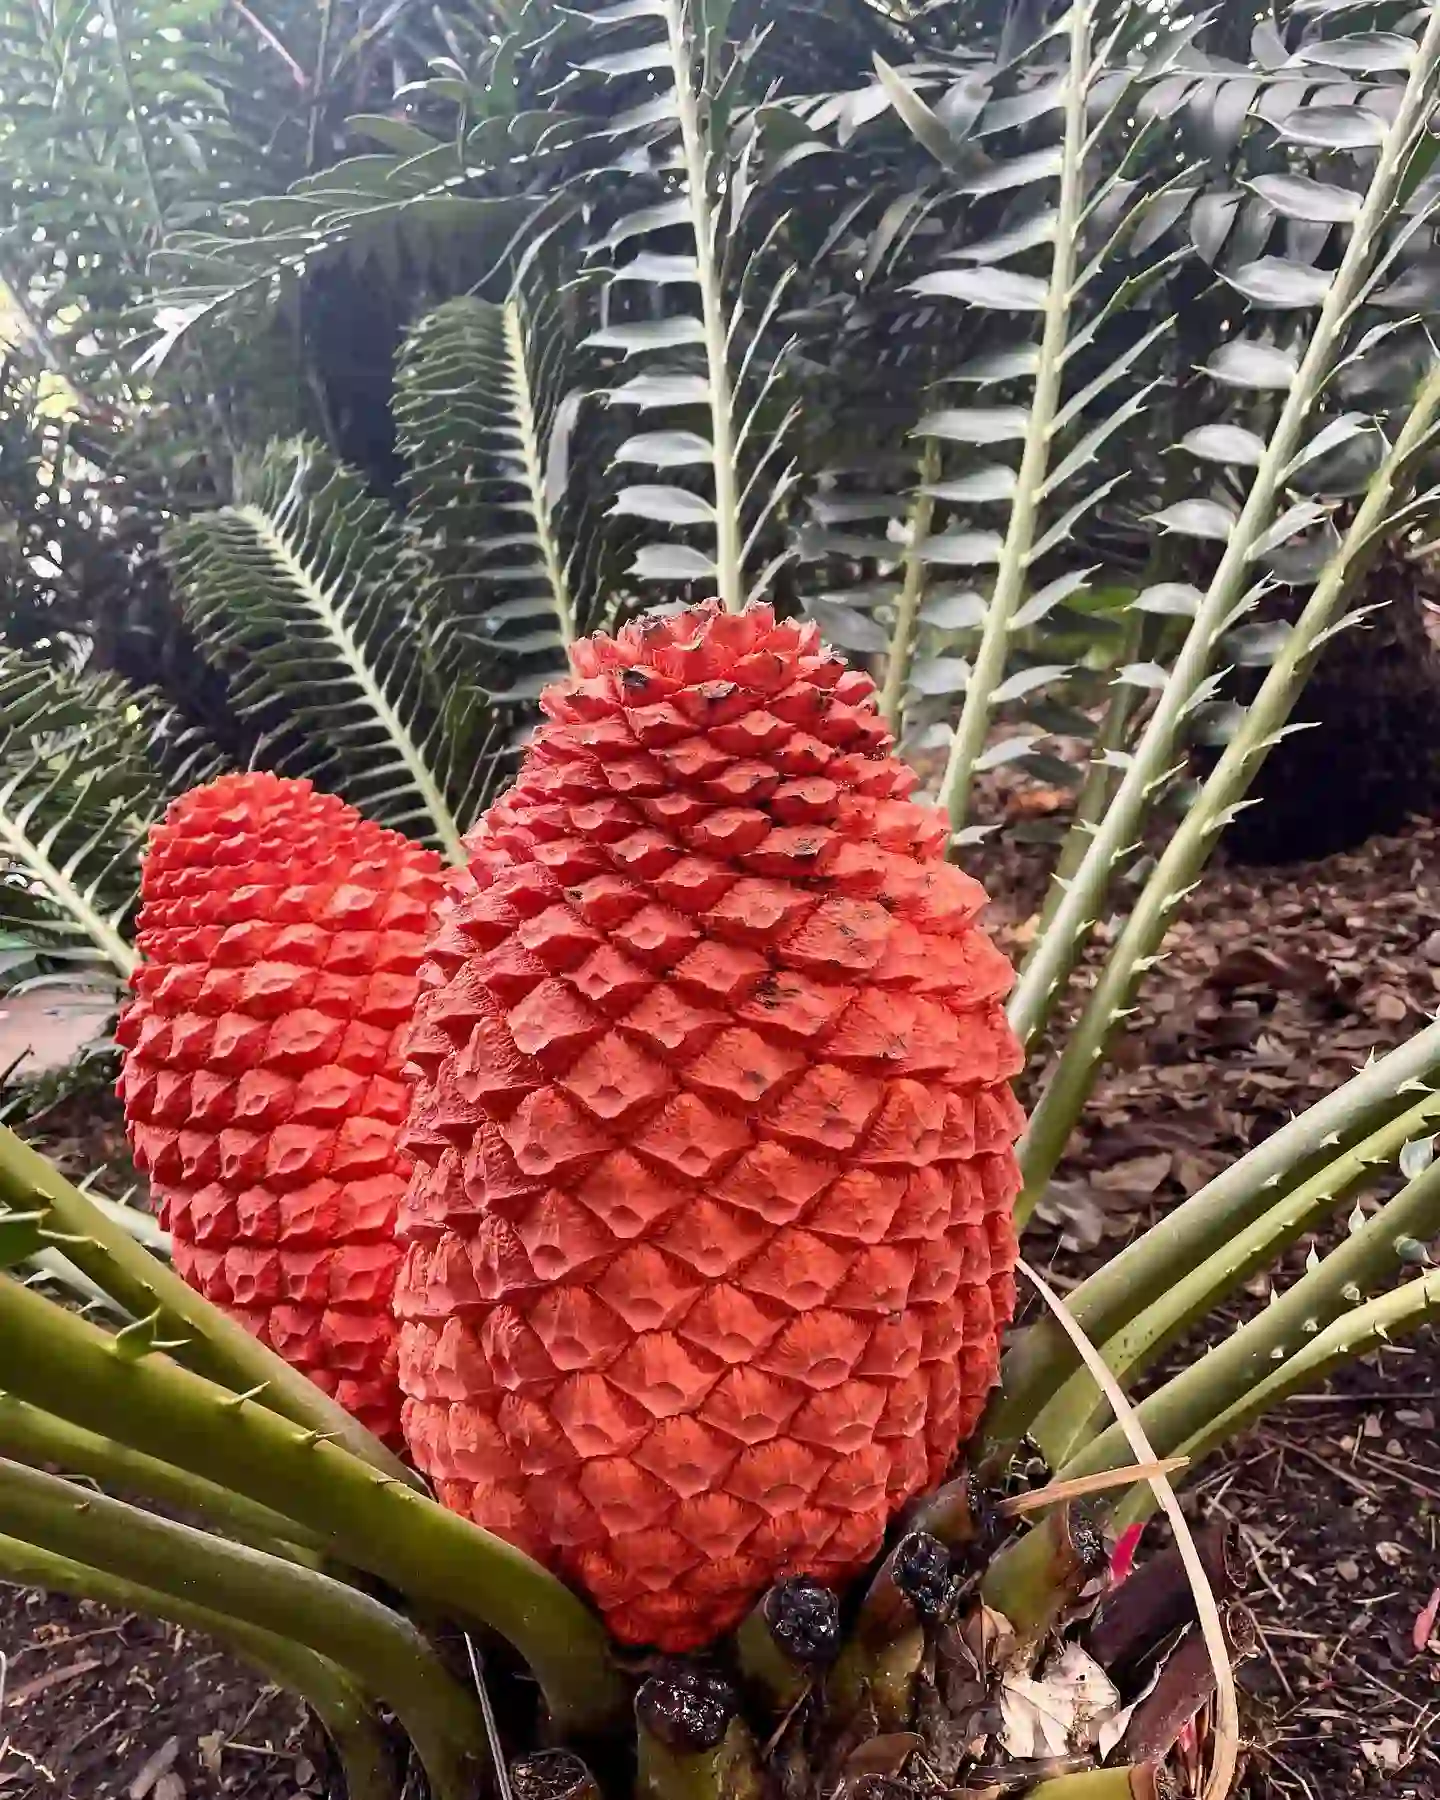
<box><xmin>165</xmin><ymin>440</ymin><xmax>503</xmax><ymax>861</ymax></box>
<box><xmin>396</xmin><ymin>290</ymin><xmax>603</xmax><ymax>697</ymax></box>
<box><xmin>0</xmin><ymin>654</ymin><xmax>179</xmax><ymax>979</ymax></box>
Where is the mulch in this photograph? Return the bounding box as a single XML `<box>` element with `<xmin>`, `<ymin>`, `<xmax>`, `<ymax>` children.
<box><xmin>2</xmin><ymin>815</ymin><xmax>1439</xmax><ymax>1797</ymax></box>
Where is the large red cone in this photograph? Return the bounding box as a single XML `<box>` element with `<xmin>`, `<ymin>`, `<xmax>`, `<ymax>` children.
<box><xmin>395</xmin><ymin>603</ymin><xmax>1025</xmax><ymax>1647</ymax></box>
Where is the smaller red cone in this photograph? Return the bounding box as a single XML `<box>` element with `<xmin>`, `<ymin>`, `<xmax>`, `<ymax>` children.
<box><xmin>117</xmin><ymin>773</ymin><xmax>447</xmax><ymax>1445</ymax></box>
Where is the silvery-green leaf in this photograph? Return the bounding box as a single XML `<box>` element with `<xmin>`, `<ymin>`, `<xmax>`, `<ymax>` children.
<box><xmin>910</xmin><ymin>268</ymin><xmax>1048</xmax><ymax>309</ymax></box>
<box><xmin>586</xmin><ymin>317</ymin><xmax>707</xmax><ymax>355</ymax></box>
<box><xmin>918</xmin><ymin>528</ymin><xmax>1005</xmax><ymax>566</ymax></box>
<box><xmin>950</xmin><ymin>347</ymin><xmax>1041</xmax><ymax>384</ymax></box>
<box><xmin>599</xmin><ymin>93</ymin><xmax>680</xmax><ymax>136</ymax></box>
<box><xmin>805</xmin><ymin>598</ymin><xmax>890</xmax><ymax>654</ymax></box>
<box><xmin>1228</xmin><ymin>620</ymin><xmax>1293</xmax><ymax>664</ymax></box>
<box><xmin>599</xmin><ymin>197</ymin><xmax>691</xmax><ymax>251</ymax></box>
<box><xmin>1011</xmin><ymin>576</ymin><xmax>1084</xmax><ymax>629</ymax></box>
<box><xmin>924</xmin><ymin>467</ymin><xmax>1017</xmax><ymax>504</ymax></box>
<box><xmin>610</xmin><ymin>253</ymin><xmax>700</xmax><ymax>284</ymax></box>
<box><xmin>916</xmin><ymin>407</ymin><xmax>1030</xmax><ymax>444</ymax></box>
<box><xmin>976</xmin><ymin>734</ymin><xmax>1043</xmax><ymax>770</ymax></box>
<box><xmin>631</xmin><ymin>544</ymin><xmax>716</xmax><ymax>580</ymax></box>
<box><xmin>581</xmin><ymin>40</ymin><xmax>673</xmax><ymax>76</ymax></box>
<box><xmin>1289</xmin><ymin>31</ymin><xmax>1415</xmax><ymax>71</ymax></box>
<box><xmin>609</xmin><ymin>373</ymin><xmax>711</xmax><ymax>408</ymax></box>
<box><xmin>1225</xmin><ymin>258</ymin><xmax>1334</xmax><ymax>307</ymax></box>
<box><xmin>1191</xmin><ymin>190</ymin><xmax>1241</xmax><ymax>264</ymax></box>
<box><xmin>1399</xmin><ymin>1136</ymin><xmax>1435</xmax><ymax>1179</ymax></box>
<box><xmin>991</xmin><ymin>663</ymin><xmax>1071</xmax><ymax>703</ymax></box>
<box><xmin>872</xmin><ymin>55</ymin><xmax>970</xmax><ymax>172</ymax></box>
<box><xmin>1028</xmin><ymin>478</ymin><xmax>1122</xmax><ymax>564</ymax></box>
<box><xmin>1266</xmin><ymin>518</ymin><xmax>1343</xmax><ymax>583</ymax></box>
<box><xmin>1371</xmin><ymin>260</ymin><xmax>1440</xmax><ymax>310</ymax></box>
<box><xmin>920</xmin><ymin>589</ymin><xmax>987</xmax><ymax>630</ymax></box>
<box><xmin>612</xmin><ymin>485</ymin><xmax>716</xmax><ymax>524</ymax></box>
<box><xmin>1203</xmin><ymin>338</ymin><xmax>1298</xmax><ymax>388</ymax></box>
<box><xmin>1013</xmin><ymin>569</ymin><xmax>1093</xmax><ymax>628</ymax></box>
<box><xmin>1135</xmin><ymin>582</ymin><xmax>1203</xmax><ymax>616</ymax></box>
<box><xmin>949</xmin><ymin>210</ymin><xmax>1058</xmax><ymax>263</ymax></box>
<box><xmin>911</xmin><ymin>721</ymin><xmax>954</xmax><ymax>751</ymax></box>
<box><xmin>1181</xmin><ymin>423</ymin><xmax>1267</xmax><ymax>465</ymax></box>
<box><xmin>1129</xmin><ymin>184</ymin><xmax>1201</xmax><ymax>257</ymax></box>
<box><xmin>810</xmin><ymin>496</ymin><xmax>908</xmax><ymax>525</ymax></box>
<box><xmin>909</xmin><ymin>655</ymin><xmax>972</xmax><ymax>695</ymax></box>
<box><xmin>937</xmin><ymin>72</ymin><xmax>992</xmax><ymax>139</ymax></box>
<box><xmin>959</xmin><ymin>145</ymin><xmax>1063</xmax><ymax>196</ymax></box>
<box><xmin>1284</xmin><ymin>413</ymin><xmax>1372</xmax><ymax>478</ymax></box>
<box><xmin>794</xmin><ymin>525</ymin><xmax>894</xmax><ymax>561</ymax></box>
<box><xmin>1150</xmin><ymin>499</ymin><xmax>1238</xmax><ymax>540</ymax></box>
<box><xmin>615</xmin><ymin>430</ymin><xmax>713</xmax><ymax>467</ymax></box>
<box><xmin>1255</xmin><ymin>76</ymin><xmax>1310</xmax><ymax>127</ymax></box>
<box><xmin>1276</xmin><ymin>103</ymin><xmax>1386</xmax><ymax>148</ymax></box>
<box><xmin>974</xmin><ymin>79</ymin><xmax>1065</xmax><ymax>136</ymax></box>
<box><xmin>1113</xmin><ymin>661</ymin><xmax>1170</xmax><ymax>690</ymax></box>
<box><xmin>1247</xmin><ymin>499</ymin><xmax>1330</xmax><ymax>558</ymax></box>
<box><xmin>1247</xmin><ymin>172</ymin><xmax>1361</xmax><ymax>224</ymax></box>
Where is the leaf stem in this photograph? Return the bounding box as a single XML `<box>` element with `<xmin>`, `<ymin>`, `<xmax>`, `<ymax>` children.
<box><xmin>504</xmin><ymin>298</ymin><xmax>577</xmax><ymax>659</ymax></box>
<box><xmin>1019</xmin><ymin>353</ymin><xmax>1440</xmax><ymax>1210</ymax></box>
<box><xmin>0</xmin><ymin>1393</ymin><xmax>330</xmax><ymax>1557</ymax></box>
<box><xmin>0</xmin><ymin>1124</ymin><xmax>413</xmax><ymax>1482</ymax></box>
<box><xmin>979</xmin><ymin>1016</ymin><xmax>1440</xmax><ymax>1463</ymax></box>
<box><xmin>1028</xmin><ymin>1085</ymin><xmax>1440</xmax><ymax>1466</ymax></box>
<box><xmin>0</xmin><ymin>1529</ymin><xmax>398</xmax><ymax>1800</ymax></box>
<box><xmin>0</xmin><ymin>1269</ymin><xmax>628</xmax><ymax>1737</ymax></box>
<box><xmin>938</xmin><ymin>0</ymin><xmax>1093</xmax><ymax>835</ymax></box>
<box><xmin>0</xmin><ymin>1457</ymin><xmax>483</xmax><ymax>1800</ymax></box>
<box><xmin>1111</xmin><ymin>1268</ymin><xmax>1440</xmax><ymax>1529</ymax></box>
<box><xmin>1060</xmin><ymin>1155</ymin><xmax>1440</xmax><ymax>1481</ymax></box>
<box><xmin>1006</xmin><ymin>5</ymin><xmax>1440</xmax><ymax>1050</ymax></box>
<box><xmin>879</xmin><ymin>440</ymin><xmax>940</xmax><ymax>733</ymax></box>
<box><xmin>666</xmin><ymin>0</ymin><xmax>744</xmax><ymax>612</ymax></box>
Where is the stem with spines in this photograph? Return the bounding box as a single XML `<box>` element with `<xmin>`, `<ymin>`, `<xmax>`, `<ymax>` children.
<box><xmin>1059</xmin><ymin>1155</ymin><xmax>1440</xmax><ymax>1482</ymax></box>
<box><xmin>0</xmin><ymin>1124</ymin><xmax>413</xmax><ymax>1482</ymax></box>
<box><xmin>1027</xmin><ymin>1085</ymin><xmax>1440</xmax><ymax>1466</ymax></box>
<box><xmin>980</xmin><ymin>1016</ymin><xmax>1440</xmax><ymax>1465</ymax></box>
<box><xmin>666</xmin><ymin>0</ymin><xmax>744</xmax><ymax>614</ymax></box>
<box><xmin>879</xmin><ymin>439</ymin><xmax>941</xmax><ymax>732</ymax></box>
<box><xmin>0</xmin><ymin>1269</ymin><xmax>627</xmax><ymax>1736</ymax></box>
<box><xmin>1019</xmin><ymin>353</ymin><xmax>1440</xmax><ymax>1211</ymax></box>
<box><xmin>1006</xmin><ymin>4</ymin><xmax>1440</xmax><ymax>1051</ymax></box>
<box><xmin>938</xmin><ymin>0</ymin><xmax>1094</xmax><ymax>834</ymax></box>
<box><xmin>0</xmin><ymin>1458</ymin><xmax>484</xmax><ymax>1800</ymax></box>
<box><xmin>0</xmin><ymin>1529</ymin><xmax>397</xmax><ymax>1800</ymax></box>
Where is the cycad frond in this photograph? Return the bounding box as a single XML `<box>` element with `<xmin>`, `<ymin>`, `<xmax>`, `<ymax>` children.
<box><xmin>570</xmin><ymin>0</ymin><xmax>803</xmax><ymax>612</ymax></box>
<box><xmin>0</xmin><ymin>656</ymin><xmax>176</xmax><ymax>978</ymax></box>
<box><xmin>166</xmin><ymin>442</ymin><xmax>501</xmax><ymax>860</ymax></box>
<box><xmin>396</xmin><ymin>290</ymin><xmax>605</xmax><ymax>698</ymax></box>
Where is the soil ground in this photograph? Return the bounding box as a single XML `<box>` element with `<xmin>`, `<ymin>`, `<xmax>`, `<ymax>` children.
<box><xmin>2</xmin><ymin>815</ymin><xmax>1438</xmax><ymax>1799</ymax></box>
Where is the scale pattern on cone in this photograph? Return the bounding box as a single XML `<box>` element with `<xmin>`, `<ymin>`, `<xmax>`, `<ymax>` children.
<box><xmin>117</xmin><ymin>773</ymin><xmax>447</xmax><ymax>1445</ymax></box>
<box><xmin>396</xmin><ymin>602</ymin><xmax>1025</xmax><ymax>1647</ymax></box>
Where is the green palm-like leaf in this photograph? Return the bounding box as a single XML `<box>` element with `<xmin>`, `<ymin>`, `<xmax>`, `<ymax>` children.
<box><xmin>0</xmin><ymin>656</ymin><xmax>171</xmax><ymax>978</ymax></box>
<box><xmin>571</xmin><ymin>0</ymin><xmax>804</xmax><ymax>612</ymax></box>
<box><xmin>396</xmin><ymin>290</ymin><xmax>604</xmax><ymax>697</ymax></box>
<box><xmin>166</xmin><ymin>441</ymin><xmax>502</xmax><ymax>861</ymax></box>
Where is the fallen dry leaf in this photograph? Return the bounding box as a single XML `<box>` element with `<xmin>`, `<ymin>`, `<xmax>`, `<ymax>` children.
<box><xmin>1091</xmin><ymin>1153</ymin><xmax>1173</xmax><ymax>1195</ymax></box>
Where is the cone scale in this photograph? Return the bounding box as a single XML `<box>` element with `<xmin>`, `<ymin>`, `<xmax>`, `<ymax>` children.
<box><xmin>396</xmin><ymin>603</ymin><xmax>1025</xmax><ymax>1648</ymax></box>
<box><xmin>117</xmin><ymin>773</ymin><xmax>446</xmax><ymax>1446</ymax></box>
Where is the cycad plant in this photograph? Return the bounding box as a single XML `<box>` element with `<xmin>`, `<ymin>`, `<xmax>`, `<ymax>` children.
<box><xmin>4</xmin><ymin>3</ymin><xmax>1440</xmax><ymax>1799</ymax></box>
